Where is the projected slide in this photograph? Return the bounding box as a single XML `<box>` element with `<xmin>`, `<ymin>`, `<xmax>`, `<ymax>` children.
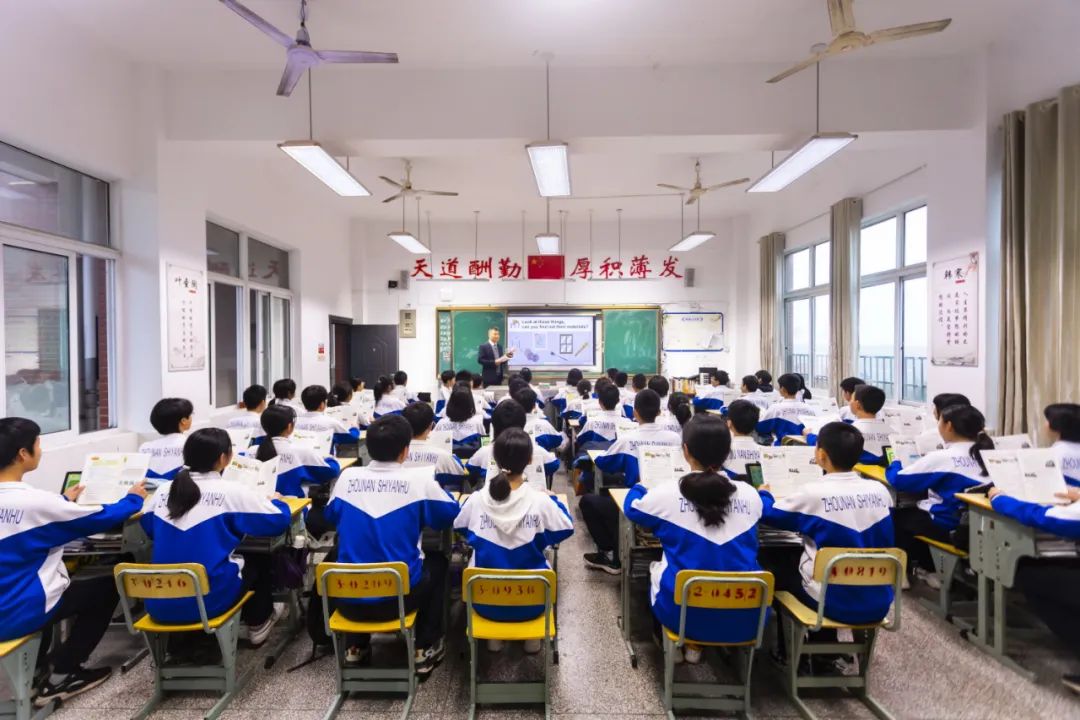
<box><xmin>507</xmin><ymin>314</ymin><xmax>597</xmax><ymax>369</ymax></box>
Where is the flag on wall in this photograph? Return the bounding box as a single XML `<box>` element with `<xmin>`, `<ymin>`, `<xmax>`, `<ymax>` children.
<box><xmin>527</xmin><ymin>255</ymin><xmax>565</xmax><ymax>280</ymax></box>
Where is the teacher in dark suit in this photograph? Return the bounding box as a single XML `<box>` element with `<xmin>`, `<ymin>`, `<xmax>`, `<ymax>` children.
<box><xmin>477</xmin><ymin>326</ymin><xmax>514</xmax><ymax>387</ymax></box>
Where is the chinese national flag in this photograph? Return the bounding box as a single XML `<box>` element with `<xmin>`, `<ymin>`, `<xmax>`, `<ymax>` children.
<box><xmin>527</xmin><ymin>255</ymin><xmax>565</xmax><ymax>280</ymax></box>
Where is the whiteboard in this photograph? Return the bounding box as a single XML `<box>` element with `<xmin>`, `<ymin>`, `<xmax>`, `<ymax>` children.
<box><xmin>931</xmin><ymin>252</ymin><xmax>978</xmax><ymax>367</ymax></box>
<box><xmin>662</xmin><ymin>311</ymin><xmax>725</xmax><ymax>352</ymax></box>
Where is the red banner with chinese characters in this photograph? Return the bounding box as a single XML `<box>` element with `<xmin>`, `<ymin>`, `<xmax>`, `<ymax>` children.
<box><xmin>409</xmin><ymin>254</ymin><xmax>682</xmax><ymax>281</ymax></box>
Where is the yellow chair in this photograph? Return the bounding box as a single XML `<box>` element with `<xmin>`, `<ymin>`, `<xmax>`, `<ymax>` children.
<box><xmin>914</xmin><ymin>535</ymin><xmax>974</xmax><ymax>628</ymax></box>
<box><xmin>0</xmin><ymin>633</ymin><xmax>54</xmax><ymax>720</ymax></box>
<box><xmin>113</xmin><ymin>563</ymin><xmax>253</xmax><ymax>720</ymax></box>
<box><xmin>463</xmin><ymin>568</ymin><xmax>557</xmax><ymax>720</ymax></box>
<box><xmin>775</xmin><ymin>548</ymin><xmax>907</xmax><ymax>720</ymax></box>
<box><xmin>315</xmin><ymin>562</ymin><xmax>417</xmax><ymax>720</ymax></box>
<box><xmin>661</xmin><ymin>570</ymin><xmax>774</xmax><ymax>720</ymax></box>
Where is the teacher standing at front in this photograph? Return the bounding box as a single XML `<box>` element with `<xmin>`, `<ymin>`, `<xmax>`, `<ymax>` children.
<box><xmin>477</xmin><ymin>326</ymin><xmax>514</xmax><ymax>387</ymax></box>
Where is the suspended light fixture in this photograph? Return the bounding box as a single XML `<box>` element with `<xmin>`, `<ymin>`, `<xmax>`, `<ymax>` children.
<box><xmin>670</xmin><ymin>192</ymin><xmax>716</xmax><ymax>251</ymax></box>
<box><xmin>387</xmin><ymin>195</ymin><xmax>429</xmax><ymax>253</ymax></box>
<box><xmin>747</xmin><ymin>54</ymin><xmax>856</xmax><ymax>193</ymax></box>
<box><xmin>526</xmin><ymin>59</ymin><xmax>571</xmax><ymax>197</ymax></box>
<box><xmin>535</xmin><ymin>198</ymin><xmax>561</xmax><ymax>254</ymax></box>
<box><xmin>278</xmin><ymin>71</ymin><xmax>371</xmax><ymax>196</ymax></box>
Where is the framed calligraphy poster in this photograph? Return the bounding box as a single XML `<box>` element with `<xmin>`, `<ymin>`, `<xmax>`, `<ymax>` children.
<box><xmin>931</xmin><ymin>252</ymin><xmax>978</xmax><ymax>367</ymax></box>
<box><xmin>166</xmin><ymin>264</ymin><xmax>207</xmax><ymax>372</ymax></box>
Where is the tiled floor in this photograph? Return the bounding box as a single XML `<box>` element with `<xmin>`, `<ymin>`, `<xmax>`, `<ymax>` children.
<box><xmin>19</xmin><ymin>469</ymin><xmax>1080</xmax><ymax>719</ymax></box>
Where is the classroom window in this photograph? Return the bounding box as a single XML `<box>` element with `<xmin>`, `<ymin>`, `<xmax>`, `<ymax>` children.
<box><xmin>858</xmin><ymin>204</ymin><xmax>928</xmax><ymax>402</ymax></box>
<box><xmin>249</xmin><ymin>290</ymin><xmax>291</xmax><ymax>387</ymax></box>
<box><xmin>782</xmin><ymin>240</ymin><xmax>830</xmax><ymax>388</ymax></box>
<box><xmin>209</xmin><ymin>282</ymin><xmax>242</xmax><ymax>407</ymax></box>
<box><xmin>206</xmin><ymin>222</ymin><xmax>241</xmax><ymax>277</ymax></box>
<box><xmin>784</xmin><ymin>248</ymin><xmax>811</xmax><ymax>292</ymax></box>
<box><xmin>248</xmin><ymin>237</ymin><xmax>290</xmax><ymax>289</ymax></box>
<box><xmin>76</xmin><ymin>255</ymin><xmax>115</xmax><ymax>433</ymax></box>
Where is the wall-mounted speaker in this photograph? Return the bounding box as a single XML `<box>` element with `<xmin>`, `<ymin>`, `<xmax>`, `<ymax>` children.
<box><xmin>684</xmin><ymin>267</ymin><xmax>696</xmax><ymax>287</ymax></box>
<box><xmin>399</xmin><ymin>269</ymin><xmax>410</xmax><ymax>290</ymax></box>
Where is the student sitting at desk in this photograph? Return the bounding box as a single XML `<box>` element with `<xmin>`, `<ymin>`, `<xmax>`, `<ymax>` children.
<box><xmin>498</xmin><ymin>377</ymin><xmax>530</xmax><ymax>408</ymax></box>
<box><xmin>623</xmin><ymin>414</ymin><xmax>764</xmax><ymax>660</ymax></box>
<box><xmin>552</xmin><ymin>369</ymin><xmax>584</xmax><ymax>416</ymax></box>
<box><xmin>455</xmin><ymin>428</ymin><xmax>574</xmax><ymax>652</ymax></box>
<box><xmin>515</xmin><ymin>388</ymin><xmax>564</xmax><ymax>453</ymax></box>
<box><xmin>434</xmin><ymin>370</ymin><xmax>455</xmax><ymax>417</ymax></box>
<box><xmin>755</xmin><ymin>370</ymin><xmax>774</xmax><ymax>394</ymax></box>
<box><xmin>987</xmin><ymin>483</ymin><xmax>1080</xmax><ymax>692</ymax></box>
<box><xmin>723</xmin><ymin>400</ymin><xmax>763</xmax><ymax>480</ymax></box>
<box><xmin>887</xmin><ymin>404</ymin><xmax>993</xmax><ymax>573</ymax></box>
<box><xmin>668</xmin><ymin>393</ymin><xmax>693</xmax><ymax>430</ymax></box>
<box><xmin>692</xmin><ymin>370</ymin><xmax>730</xmax><ymax>413</ymax></box>
<box><xmin>373</xmin><ymin>376</ymin><xmax>407</xmax><ymax>418</ymax></box>
<box><xmin>271</xmin><ymin>378</ymin><xmax>302</xmax><ymax>412</ymax></box>
<box><xmin>615</xmin><ymin>371</ymin><xmax>633</xmax><ymax>412</ymax></box>
<box><xmin>518</xmin><ymin>367</ymin><xmax>545</xmax><ymax>409</ymax></box>
<box><xmin>562</xmin><ymin>378</ymin><xmax>593</xmax><ymax>424</ymax></box>
<box><xmin>792</xmin><ymin>373</ymin><xmax>812</xmax><ymax>401</ymax></box>
<box><xmin>227</xmin><ymin>384</ymin><xmax>269</xmax><ymax>445</ymax></box>
<box><xmin>295</xmin><ymin>384</ymin><xmax>360</xmax><ymax>448</ymax></box>
<box><xmin>391</xmin><ymin>370</ymin><xmax>418</xmax><ymax>404</ymax></box>
<box><xmin>331</xmin><ymin>382</ymin><xmax>371</xmax><ymax>429</ymax></box>
<box><xmin>571</xmin><ymin>384</ymin><xmax>623</xmax><ymax>494</ymax></box>
<box><xmin>139</xmin><ymin>397</ymin><xmax>193</xmax><ymax>481</ymax></box>
<box><xmin>1045</xmin><ymin>403</ymin><xmax>1080</xmax><ymax>487</ymax></box>
<box><xmin>733</xmin><ymin>375</ymin><xmax>771</xmax><ymax>413</ymax></box>
<box><xmin>434</xmin><ymin>384</ymin><xmax>486</xmax><ymax>459</ymax></box>
<box><xmin>647</xmin><ymin>376</ymin><xmax>682</xmax><ymax>434</ymax></box>
<box><xmin>581</xmin><ymin>389</ymin><xmax>683</xmax><ymax>574</ymax></box>
<box><xmin>760</xmin><ymin>422</ymin><xmax>895</xmax><ymax>665</ymax></box>
<box><xmin>257</xmin><ymin>405</ymin><xmax>340</xmax><ymax>497</ymax></box>
<box><xmin>622</xmin><ymin>373</ymin><xmax>647</xmax><ymax>419</ymax></box>
<box><xmin>142</xmin><ymin>428</ymin><xmax>291</xmax><ymax>644</ymax></box>
<box><xmin>466</xmin><ymin>401</ymin><xmax>559</xmax><ymax>486</ymax></box>
<box><xmin>805</xmin><ymin>384</ymin><xmax>891</xmax><ymax>465</ymax></box>
<box><xmin>837</xmin><ymin>376</ymin><xmax>866</xmax><ymax>423</ymax></box>
<box><xmin>755</xmin><ymin>374</ymin><xmax>819</xmax><ymax>445</ymax></box>
<box><xmin>0</xmin><ymin>418</ymin><xmax>147</xmax><ymax>703</ymax></box>
<box><xmin>916</xmin><ymin>393</ymin><xmax>971</xmax><ymax>454</ymax></box>
<box><xmin>323</xmin><ymin>415</ymin><xmax>459</xmax><ymax>675</ymax></box>
<box><xmin>403</xmin><ymin>402</ymin><xmax>466</xmax><ymax>491</ymax></box>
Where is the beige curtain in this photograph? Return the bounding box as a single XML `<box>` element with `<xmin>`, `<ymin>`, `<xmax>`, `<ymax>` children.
<box><xmin>998</xmin><ymin>84</ymin><xmax>1080</xmax><ymax>436</ymax></box>
<box><xmin>829</xmin><ymin>197</ymin><xmax>862</xmax><ymax>402</ymax></box>
<box><xmin>759</xmin><ymin>232</ymin><xmax>785</xmax><ymax>374</ymax></box>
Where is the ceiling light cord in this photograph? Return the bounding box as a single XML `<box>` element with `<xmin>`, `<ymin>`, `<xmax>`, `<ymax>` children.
<box><xmin>545</xmin><ymin>61</ymin><xmax>551</xmax><ymax>141</ymax></box>
<box><xmin>307</xmin><ymin>70</ymin><xmax>314</xmax><ymax>141</ymax></box>
<box><xmin>679</xmin><ymin>194</ymin><xmax>685</xmax><ymax>237</ymax></box>
<box><xmin>521</xmin><ymin>210</ymin><xmax>526</xmax><ymax>259</ymax></box>
<box><xmin>427</xmin><ymin>210</ymin><xmax>433</xmax><ymax>255</ymax></box>
<box><xmin>545</xmin><ymin>197</ymin><xmax>551</xmax><ymax>233</ymax></box>
<box><xmin>416</xmin><ymin>197</ymin><xmax>421</xmax><ymax>242</ymax></box>
<box><xmin>696</xmin><ymin>197</ymin><xmax>701</xmax><ymax>232</ymax></box>
<box><xmin>473</xmin><ymin>210</ymin><xmax>480</xmax><ymax>259</ymax></box>
<box><xmin>815</xmin><ymin>61</ymin><xmax>821</xmax><ymax>135</ymax></box>
<box><xmin>588</xmin><ymin>208</ymin><xmax>593</xmax><ymax>260</ymax></box>
<box><xmin>617</xmin><ymin>208</ymin><xmax>623</xmax><ymax>263</ymax></box>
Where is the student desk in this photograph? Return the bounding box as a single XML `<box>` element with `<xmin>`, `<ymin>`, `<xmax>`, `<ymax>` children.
<box><xmin>957</xmin><ymin>492</ymin><xmax>1078</xmax><ymax>679</ymax></box>
<box><xmin>585</xmin><ymin>449</ymin><xmax>622</xmax><ymax>491</ymax></box>
<box><xmin>854</xmin><ymin>463</ymin><xmax>887</xmax><ymax>483</ymax></box>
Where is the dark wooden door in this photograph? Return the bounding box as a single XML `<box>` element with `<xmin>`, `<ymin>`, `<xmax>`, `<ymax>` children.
<box><xmin>350</xmin><ymin>324</ymin><xmax>398</xmax><ymax>388</ymax></box>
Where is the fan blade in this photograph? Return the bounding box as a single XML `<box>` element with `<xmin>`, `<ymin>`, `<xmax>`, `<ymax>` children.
<box><xmin>317</xmin><ymin>50</ymin><xmax>399</xmax><ymax>64</ymax></box>
<box><xmin>414</xmin><ymin>190</ymin><xmax>459</xmax><ymax>197</ymax></box>
<box><xmin>827</xmin><ymin>0</ymin><xmax>856</xmax><ymax>36</ymax></box>
<box><xmin>657</xmin><ymin>183</ymin><xmax>692</xmax><ymax>192</ymax></box>
<box><xmin>220</xmin><ymin>0</ymin><xmax>293</xmax><ymax>48</ymax></box>
<box><xmin>766</xmin><ymin>52</ymin><xmax>827</xmax><ymax>84</ymax></box>
<box><xmin>276</xmin><ymin>57</ymin><xmax>307</xmax><ymax>97</ymax></box>
<box><xmin>379</xmin><ymin>176</ymin><xmax>405</xmax><ymax>188</ymax></box>
<box><xmin>382</xmin><ymin>193</ymin><xmax>403</xmax><ymax>204</ymax></box>
<box><xmin>868</xmin><ymin>19</ymin><xmax>951</xmax><ymax>44</ymax></box>
<box><xmin>704</xmin><ymin>178</ymin><xmax>751</xmax><ymax>191</ymax></box>
<box><xmin>685</xmin><ymin>195</ymin><xmax>698</xmax><ymax>206</ymax></box>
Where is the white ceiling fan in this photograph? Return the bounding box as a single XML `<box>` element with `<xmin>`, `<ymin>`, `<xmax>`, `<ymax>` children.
<box><xmin>379</xmin><ymin>160</ymin><xmax>459</xmax><ymax>204</ymax></box>
<box><xmin>766</xmin><ymin>0</ymin><xmax>951</xmax><ymax>84</ymax></box>
<box><xmin>657</xmin><ymin>160</ymin><xmax>749</xmax><ymax>205</ymax></box>
<box><xmin>219</xmin><ymin>0</ymin><xmax>398</xmax><ymax>97</ymax></box>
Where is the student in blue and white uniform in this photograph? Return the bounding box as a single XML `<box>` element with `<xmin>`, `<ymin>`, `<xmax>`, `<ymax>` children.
<box><xmin>760</xmin><ymin>422</ymin><xmax>895</xmax><ymax>656</ymax></box>
<box><xmin>516</xmin><ymin>388</ymin><xmax>564</xmax><ymax>453</ymax></box>
<box><xmin>755</xmin><ymin>370</ymin><xmax>775</xmax><ymax>394</ymax></box>
<box><xmin>887</xmin><ymin>404</ymin><xmax>994</xmax><ymax>573</ymax></box>
<box><xmin>1045</xmin><ymin>403</ymin><xmax>1080</xmax><ymax>487</ymax></box>
<box><xmin>139</xmin><ymin>397</ymin><xmax>193</xmax><ymax>481</ymax></box>
<box><xmin>755</xmin><ymin>374</ymin><xmax>819</xmax><ymax>445</ymax></box>
<box><xmin>836</xmin><ymin>376</ymin><xmax>866</xmax><ymax>423</ymax></box>
<box><xmin>623</xmin><ymin>414</ymin><xmax>764</xmax><ymax>661</ymax></box>
<box><xmin>373</xmin><ymin>376</ymin><xmax>407</xmax><ymax>418</ymax></box>
<box><xmin>256</xmin><ymin>405</ymin><xmax>340</xmax><ymax>497</ymax></box>
<box><xmin>915</xmin><ymin>393</ymin><xmax>970</xmax><ymax>455</ymax></box>
<box><xmin>723</xmin><ymin>400</ymin><xmax>763</xmax><ymax>479</ymax></box>
<box><xmin>226</xmin><ymin>384</ymin><xmax>269</xmax><ymax>445</ymax></box>
<box><xmin>692</xmin><ymin>370</ymin><xmax>730</xmax><ymax>413</ymax></box>
<box><xmin>667</xmin><ymin>393</ymin><xmax>693</xmax><ymax>432</ymax></box>
<box><xmin>731</xmin><ymin>375</ymin><xmax>771</xmax><ymax>414</ymax></box>
<box><xmin>805</xmin><ymin>384</ymin><xmax>891</xmax><ymax>465</ymax></box>
<box><xmin>581</xmin><ymin>389</ymin><xmax>683</xmax><ymax>574</ymax></box>
<box><xmin>988</xmin><ymin>483</ymin><xmax>1080</xmax><ymax>689</ymax></box>
<box><xmin>391</xmin><ymin>370</ymin><xmax>418</xmax><ymax>404</ymax></box>
<box><xmin>345</xmin><ymin>379</ymin><xmax>376</xmax><ymax>428</ymax></box>
<box><xmin>403</xmin><ymin>402</ymin><xmax>466</xmax><ymax>490</ymax></box>
<box><xmin>434</xmin><ymin>370</ymin><xmax>456</xmax><ymax>418</ymax></box>
<box><xmin>271</xmin><ymin>378</ymin><xmax>303</xmax><ymax>413</ymax></box>
<box><xmin>615</xmin><ymin>371</ymin><xmax>634</xmax><ymax>414</ymax></box>
<box><xmin>434</xmin><ymin>384</ymin><xmax>486</xmax><ymax>459</ymax></box>
<box><xmin>569</xmin><ymin>384</ymin><xmax>623</xmax><ymax>494</ymax></box>
<box><xmin>455</xmin><ymin>428</ymin><xmax>573</xmax><ymax>652</ymax></box>
<box><xmin>323</xmin><ymin>415</ymin><xmax>459</xmax><ymax>675</ymax></box>
<box><xmin>295</xmin><ymin>384</ymin><xmax>359</xmax><ymax>448</ymax></box>
<box><xmin>141</xmin><ymin>428</ymin><xmax>290</xmax><ymax>644</ymax></box>
<box><xmin>562</xmin><ymin>378</ymin><xmax>592</xmax><ymax>424</ymax></box>
<box><xmin>518</xmin><ymin>367</ymin><xmax>546</xmax><ymax>410</ymax></box>
<box><xmin>467</xmin><ymin>401</ymin><xmax>559</xmax><ymax>486</ymax></box>
<box><xmin>552</xmin><ymin>369</ymin><xmax>584</xmax><ymax>417</ymax></box>
<box><xmin>0</xmin><ymin>418</ymin><xmax>147</xmax><ymax>703</ymax></box>
<box><xmin>646</xmin><ymin>376</ymin><xmax>682</xmax><ymax>434</ymax></box>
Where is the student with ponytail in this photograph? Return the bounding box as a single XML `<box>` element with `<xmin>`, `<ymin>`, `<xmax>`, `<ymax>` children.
<box><xmin>622</xmin><ymin>414</ymin><xmax>765</xmax><ymax>660</ymax></box>
<box><xmin>888</xmin><ymin>404</ymin><xmax>994</xmax><ymax>571</ymax></box>
<box><xmin>434</xmin><ymin>384</ymin><xmax>486</xmax><ymax>459</ymax></box>
<box><xmin>373</xmin><ymin>376</ymin><xmax>406</xmax><ymax>418</ymax></box>
<box><xmin>140</xmin><ymin>428</ymin><xmax>291</xmax><ymax>645</ymax></box>
<box><xmin>258</xmin><ymin>404</ymin><xmax>340</xmax><ymax>497</ymax></box>
<box><xmin>1044</xmin><ymin>403</ymin><xmax>1080</xmax><ymax>487</ymax></box>
<box><xmin>669</xmin><ymin>392</ymin><xmax>693</xmax><ymax>428</ymax></box>
<box><xmin>271</xmin><ymin>378</ymin><xmax>301</xmax><ymax>411</ymax></box>
<box><xmin>454</xmin><ymin>428</ymin><xmax>573</xmax><ymax>651</ymax></box>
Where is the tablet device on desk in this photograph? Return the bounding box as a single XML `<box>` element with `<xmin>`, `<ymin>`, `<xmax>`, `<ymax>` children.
<box><xmin>883</xmin><ymin>446</ymin><xmax>896</xmax><ymax>466</ymax></box>
<box><xmin>745</xmin><ymin>463</ymin><xmax>764</xmax><ymax>489</ymax></box>
<box><xmin>61</xmin><ymin>471</ymin><xmax>82</xmax><ymax>494</ymax></box>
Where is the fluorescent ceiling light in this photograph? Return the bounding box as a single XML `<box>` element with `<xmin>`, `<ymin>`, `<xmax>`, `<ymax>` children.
<box><xmin>7</xmin><ymin>180</ymin><xmax>36</xmax><ymax>186</ymax></box>
<box><xmin>535</xmin><ymin>233</ymin><xmax>561</xmax><ymax>255</ymax></box>
<box><xmin>388</xmin><ymin>231</ymin><xmax>430</xmax><ymax>254</ymax></box>
<box><xmin>669</xmin><ymin>230</ymin><xmax>716</xmax><ymax>252</ymax></box>
<box><xmin>278</xmin><ymin>141</ymin><xmax>371</xmax><ymax>197</ymax></box>
<box><xmin>746</xmin><ymin>133</ymin><xmax>857</xmax><ymax>193</ymax></box>
<box><xmin>526</xmin><ymin>141</ymin><xmax>571</xmax><ymax>197</ymax></box>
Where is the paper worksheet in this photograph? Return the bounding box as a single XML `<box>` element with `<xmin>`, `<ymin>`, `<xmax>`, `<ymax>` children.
<box><xmin>428</xmin><ymin>430</ymin><xmax>453</xmax><ymax>453</ymax></box>
<box><xmin>485</xmin><ymin>458</ymin><xmax>547</xmax><ymax>491</ymax></box>
<box><xmin>759</xmin><ymin>446</ymin><xmax>821</xmax><ymax>498</ymax></box>
<box><xmin>615</xmin><ymin>417</ymin><xmax>638</xmax><ymax>436</ymax></box>
<box><xmin>327</xmin><ymin>404</ymin><xmax>360</xmax><ymax>428</ymax></box>
<box><xmin>798</xmin><ymin>414</ymin><xmax>842</xmax><ymax>435</ymax></box>
<box><xmin>291</xmin><ymin>429</ymin><xmax>333</xmax><ymax>456</ymax></box>
<box><xmin>223</xmin><ymin>455</ymin><xmax>279</xmax><ymax>496</ymax></box>
<box><xmin>637</xmin><ymin>447</ymin><xmax>690</xmax><ymax>489</ymax></box>
<box><xmin>992</xmin><ymin>434</ymin><xmax>1034</xmax><ymax>451</ymax></box>
<box><xmin>226</xmin><ymin>428</ymin><xmax>253</xmax><ymax>456</ymax></box>
<box><xmin>79</xmin><ymin>453</ymin><xmax>151</xmax><ymax>505</ymax></box>
<box><xmin>985</xmin><ymin>449</ymin><xmax>1068</xmax><ymax>504</ymax></box>
<box><xmin>887</xmin><ymin>434</ymin><xmax>922</xmax><ymax>468</ymax></box>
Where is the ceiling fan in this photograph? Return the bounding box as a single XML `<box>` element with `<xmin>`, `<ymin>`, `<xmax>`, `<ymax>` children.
<box><xmin>379</xmin><ymin>160</ymin><xmax>459</xmax><ymax>204</ymax></box>
<box><xmin>657</xmin><ymin>160</ymin><xmax>749</xmax><ymax>205</ymax></box>
<box><xmin>766</xmin><ymin>0</ymin><xmax>951</xmax><ymax>84</ymax></box>
<box><xmin>219</xmin><ymin>0</ymin><xmax>398</xmax><ymax>97</ymax></box>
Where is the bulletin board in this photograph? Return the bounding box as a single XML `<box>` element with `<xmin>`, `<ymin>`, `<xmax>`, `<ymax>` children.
<box><xmin>931</xmin><ymin>252</ymin><xmax>978</xmax><ymax>367</ymax></box>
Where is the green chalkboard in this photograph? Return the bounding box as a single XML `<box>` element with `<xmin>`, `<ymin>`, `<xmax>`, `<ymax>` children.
<box><xmin>451</xmin><ymin>310</ymin><xmax>507</xmax><ymax>376</ymax></box>
<box><xmin>603</xmin><ymin>309</ymin><xmax>659</xmax><ymax>375</ymax></box>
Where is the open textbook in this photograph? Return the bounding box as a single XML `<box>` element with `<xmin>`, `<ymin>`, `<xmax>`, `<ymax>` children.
<box><xmin>758</xmin><ymin>446</ymin><xmax>822</xmax><ymax>498</ymax></box>
<box><xmin>79</xmin><ymin>453</ymin><xmax>150</xmax><ymax>505</ymax></box>
<box><xmin>485</xmin><ymin>457</ymin><xmax>547</xmax><ymax>491</ymax></box>
<box><xmin>797</xmin><ymin>414</ymin><xmax>842</xmax><ymax>435</ymax></box>
<box><xmin>223</xmin><ymin>455</ymin><xmax>279</xmax><ymax>496</ymax></box>
<box><xmin>291</xmin><ymin>429</ymin><xmax>333</xmax><ymax>456</ymax></box>
<box><xmin>637</xmin><ymin>447</ymin><xmax>691</xmax><ymax>489</ymax></box>
<box><xmin>327</xmin><ymin>404</ymin><xmax>360</xmax><ymax>428</ymax></box>
<box><xmin>886</xmin><ymin>434</ymin><xmax>922</xmax><ymax>468</ymax></box>
<box><xmin>982</xmin><ymin>448</ymin><xmax>1067</xmax><ymax>504</ymax></box>
<box><xmin>226</xmin><ymin>428</ymin><xmax>253</xmax><ymax>456</ymax></box>
<box><xmin>427</xmin><ymin>430</ymin><xmax>453</xmax><ymax>453</ymax></box>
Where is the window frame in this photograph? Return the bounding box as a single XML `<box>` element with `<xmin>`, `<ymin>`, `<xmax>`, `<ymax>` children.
<box><xmin>858</xmin><ymin>202</ymin><xmax>928</xmax><ymax>404</ymax></box>
<box><xmin>0</xmin><ymin>221</ymin><xmax>120</xmax><ymax>444</ymax></box>
<box><xmin>782</xmin><ymin>239</ymin><xmax>831</xmax><ymax>389</ymax></box>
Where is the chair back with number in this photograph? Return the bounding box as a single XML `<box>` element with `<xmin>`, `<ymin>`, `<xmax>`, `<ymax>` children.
<box><xmin>462</xmin><ymin>567</ymin><xmax>557</xmax><ymax>639</ymax></box>
<box><xmin>114</xmin><ymin>562</ymin><xmax>212</xmax><ymax>633</ymax></box>
<box><xmin>672</xmin><ymin>570</ymin><xmax>774</xmax><ymax>647</ymax></box>
<box><xmin>315</xmin><ymin>561</ymin><xmax>410</xmax><ymax>635</ymax></box>
<box><xmin>812</xmin><ymin>547</ymin><xmax>907</xmax><ymax>631</ymax></box>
